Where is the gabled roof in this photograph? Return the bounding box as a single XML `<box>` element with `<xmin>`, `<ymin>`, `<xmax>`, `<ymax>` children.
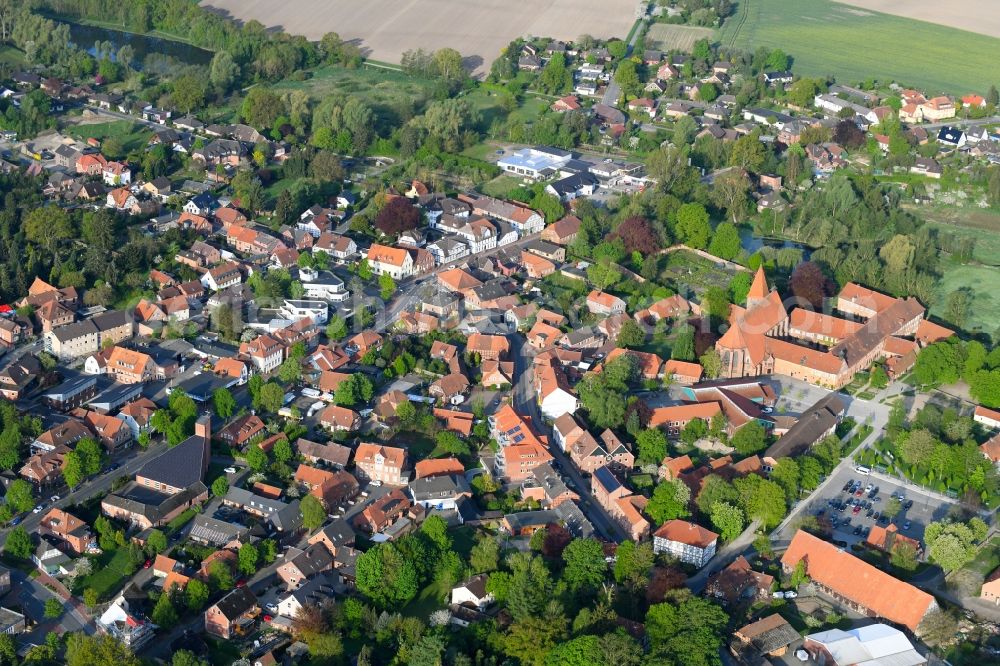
<box><xmin>652</xmin><ymin>519</ymin><xmax>718</xmax><ymax>548</ymax></box>
<box><xmin>781</xmin><ymin>530</ymin><xmax>934</xmax><ymax>631</ymax></box>
<box><xmin>138</xmin><ymin>428</ymin><xmax>209</xmax><ymax>489</ymax></box>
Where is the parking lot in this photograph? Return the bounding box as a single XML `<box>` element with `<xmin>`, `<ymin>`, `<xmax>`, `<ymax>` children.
<box><xmin>796</xmin><ymin>464</ymin><xmax>958</xmax><ymax>548</ymax></box>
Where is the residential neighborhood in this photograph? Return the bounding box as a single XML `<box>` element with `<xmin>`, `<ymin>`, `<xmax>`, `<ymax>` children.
<box><xmin>0</xmin><ymin>1</ymin><xmax>996</xmax><ymax>665</ymax></box>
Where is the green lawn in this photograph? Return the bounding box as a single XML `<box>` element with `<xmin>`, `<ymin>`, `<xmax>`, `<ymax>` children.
<box><xmin>0</xmin><ymin>45</ymin><xmax>25</xmax><ymax>68</ymax></box>
<box><xmin>933</xmin><ymin>263</ymin><xmax>1000</xmax><ymax>335</ymax></box>
<box><xmin>402</xmin><ymin>576</ymin><xmax>450</xmax><ymax>619</ymax></box>
<box><xmin>718</xmin><ymin>0</ymin><xmax>1000</xmax><ymax>93</ymax></box>
<box><xmin>67</xmin><ymin>120</ymin><xmax>151</xmax><ymax>155</ymax></box>
<box><xmin>479</xmin><ymin>174</ymin><xmax>522</xmax><ymax>198</ymax></box>
<box><xmin>75</xmin><ymin>547</ymin><xmax>135</xmax><ymax>600</ymax></box>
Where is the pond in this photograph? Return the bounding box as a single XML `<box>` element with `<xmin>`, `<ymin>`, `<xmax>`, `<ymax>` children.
<box><xmin>740</xmin><ymin>227</ymin><xmax>812</xmax><ymax>258</ymax></box>
<box><xmin>66</xmin><ymin>21</ymin><xmax>214</xmax><ymax>68</ymax></box>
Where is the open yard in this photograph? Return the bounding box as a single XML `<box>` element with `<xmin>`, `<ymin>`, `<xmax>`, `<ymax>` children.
<box><xmin>67</xmin><ymin>119</ymin><xmax>151</xmax><ymax>155</ymax></box>
<box><xmin>201</xmin><ymin>0</ymin><xmax>639</xmax><ymax>77</ymax></box>
<box><xmin>718</xmin><ymin>0</ymin><xmax>1000</xmax><ymax>93</ymax></box>
<box><xmin>645</xmin><ymin>23</ymin><xmax>714</xmax><ymax>52</ymax></box>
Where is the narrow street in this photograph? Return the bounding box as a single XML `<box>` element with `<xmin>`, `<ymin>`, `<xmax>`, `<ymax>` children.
<box><xmin>686</xmin><ymin>519</ymin><xmax>761</xmax><ymax>594</ymax></box>
<box><xmin>511</xmin><ymin>335</ymin><xmax>629</xmax><ymax>542</ymax></box>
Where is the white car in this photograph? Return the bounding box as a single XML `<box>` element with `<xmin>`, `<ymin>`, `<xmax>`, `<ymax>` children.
<box><xmin>369</xmin><ymin>480</ymin><xmax>383</xmax><ymax>487</ymax></box>
<box><xmin>783</xmin><ymin>591</ymin><xmax>798</xmax><ymax>599</ymax></box>
<box><xmin>772</xmin><ymin>591</ymin><xmax>785</xmax><ymax>599</ymax></box>
<box><xmin>49</xmin><ymin>495</ymin><xmax>60</xmax><ymax>502</ymax></box>
<box><xmin>264</xmin><ymin>603</ymin><xmax>278</xmax><ymax>614</ymax></box>
<box><xmin>32</xmin><ymin>505</ymin><xmax>43</xmax><ymax>514</ymax></box>
<box><xmin>224</xmin><ymin>467</ymin><xmax>237</xmax><ymax>474</ymax></box>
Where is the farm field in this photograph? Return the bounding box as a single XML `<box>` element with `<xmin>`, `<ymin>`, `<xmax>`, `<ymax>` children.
<box><xmin>201</xmin><ymin>0</ymin><xmax>639</xmax><ymax>77</ymax></box>
<box><xmin>645</xmin><ymin>23</ymin><xmax>714</xmax><ymax>52</ymax></box>
<box><xmin>836</xmin><ymin>0</ymin><xmax>1000</xmax><ymax>39</ymax></box>
<box><xmin>718</xmin><ymin>0</ymin><xmax>1000</xmax><ymax>94</ymax></box>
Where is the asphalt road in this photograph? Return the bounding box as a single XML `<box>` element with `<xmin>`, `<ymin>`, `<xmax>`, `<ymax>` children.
<box><xmin>510</xmin><ymin>335</ymin><xmax>629</xmax><ymax>542</ymax></box>
<box><xmin>0</xmin><ymin>440</ymin><xmax>169</xmax><ymax>551</ymax></box>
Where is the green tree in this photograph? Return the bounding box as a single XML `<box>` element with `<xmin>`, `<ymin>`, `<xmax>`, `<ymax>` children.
<box><xmin>672</xmin><ymin>324</ymin><xmax>696</xmax><ymax>361</ymax></box>
<box><xmin>326</xmin><ymin>315</ymin><xmax>347</xmax><ymax>341</ymax></box>
<box><xmin>646</xmin><ymin>479</ymin><xmax>691</xmax><ymax>524</ymax></box>
<box><xmin>890</xmin><ymin>541</ymin><xmax>919</xmax><ymax>572</ymax></box>
<box><xmin>184</xmin><ymin>578</ymin><xmax>209</xmax><ymax>612</ymax></box>
<box><xmin>0</xmin><ymin>633</ymin><xmax>14</xmax><ymax>665</ymax></box>
<box><xmin>213</xmin><ymin>388</ymin><xmax>236</xmax><ymax>419</ymax></box>
<box><xmin>356</xmin><ymin>542</ymin><xmax>420</xmax><ymax>607</ymax></box>
<box><xmin>6</xmin><ymin>479</ymin><xmax>34</xmax><ymax>513</ymax></box>
<box><xmin>146</xmin><ymin>529</ymin><xmax>167</xmax><ymax>555</ymax></box>
<box><xmin>239</xmin><ymin>542</ymin><xmax>259</xmax><ymax>575</ymax></box>
<box><xmin>710</xmin><ymin>501</ymin><xmax>746</xmax><ymax>541</ymax></box>
<box><xmin>76</xmin><ymin>438</ymin><xmax>104</xmax><ymax>476</ymax></box>
<box><xmin>246</xmin><ymin>443</ymin><xmax>268</xmax><ymax>472</ymax></box>
<box><xmin>211</xmin><ymin>476</ymin><xmax>230</xmax><ymax>498</ymax></box>
<box><xmin>883</xmin><ymin>497</ymin><xmax>902</xmax><ymax>519</ymax></box>
<box><xmin>732</xmin><ymin>421</ymin><xmax>767</xmax><ymax>455</ymax></box>
<box><xmin>378</xmin><ymin>273</ymin><xmax>397</xmax><ymax>300</ymax></box>
<box><xmin>730</xmin><ymin>131</ymin><xmax>767</xmax><ymax>172</ymax></box>
<box><xmin>151</xmin><ymin>588</ymin><xmax>179</xmax><ymax>628</ymax></box>
<box><xmin>675</xmin><ymin>203</ymin><xmax>712</xmax><ymax>248</ymax></box>
<box><xmin>616</xmin><ymin>319</ymin><xmax>645</xmax><ymax>348</ymax></box>
<box><xmin>83</xmin><ymin>588</ymin><xmax>99</xmax><ymax>608</ymax></box>
<box><xmin>65</xmin><ymin>634</ymin><xmax>142</xmax><ymax>666</ymax></box>
<box><xmin>256</xmin><ymin>381</ymin><xmax>285</xmax><ymax>413</ymax></box>
<box><xmin>770</xmin><ymin>458</ymin><xmax>800</xmax><ymax>500</ymax></box>
<box><xmin>273</xmin><ymin>438</ymin><xmax>294</xmax><ymax>464</ymax></box>
<box><xmin>612</xmin><ymin>541</ymin><xmax>653</xmax><ymax>589</ymax></box>
<box><xmin>561</xmin><ymin>538</ymin><xmax>606</xmax><ymax>592</ymax></box>
<box><xmin>278</xmin><ymin>357</ymin><xmax>302</xmax><ymax>383</ymax></box>
<box><xmin>44</xmin><ymin>598</ymin><xmax>63</xmax><ymax>619</ymax></box>
<box><xmin>172</xmin><ymin>650</ymin><xmax>209</xmax><ymax>666</ymax></box>
<box><xmin>4</xmin><ymin>526</ymin><xmax>31</xmax><ymax>559</ymax></box>
<box><xmin>208</xmin><ymin>561</ymin><xmax>233</xmax><ymax>593</ymax></box>
<box><xmin>708</xmin><ymin>222</ymin><xmax>741</xmax><ymax>260</ymax></box>
<box><xmin>637</xmin><ymin>428</ymin><xmax>668</xmax><ymax>464</ymax></box>
<box><xmin>645</xmin><ymin>594</ymin><xmax>729</xmax><ymax>665</ymax></box>
<box><xmin>63</xmin><ymin>450</ymin><xmax>85</xmax><ymax>488</ymax></box>
<box><xmin>300</xmin><ymin>494</ymin><xmax>327</xmax><ymax>531</ymax></box>
<box><xmin>734</xmin><ymin>475</ymin><xmax>787</xmax><ymax>529</ymax></box>
<box><xmin>470</xmin><ymin>536</ymin><xmax>500</xmax><ymax>573</ymax></box>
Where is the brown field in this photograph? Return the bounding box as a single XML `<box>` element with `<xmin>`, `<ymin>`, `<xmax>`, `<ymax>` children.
<box><xmin>200</xmin><ymin>0</ymin><xmax>639</xmax><ymax>76</ymax></box>
<box><xmin>835</xmin><ymin>0</ymin><xmax>1000</xmax><ymax>38</ymax></box>
<box><xmin>645</xmin><ymin>23</ymin><xmax>714</xmax><ymax>52</ymax></box>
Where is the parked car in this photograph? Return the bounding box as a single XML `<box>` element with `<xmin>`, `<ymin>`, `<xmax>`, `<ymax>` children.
<box><xmin>143</xmin><ymin>559</ymin><xmax>152</xmax><ymax>569</ymax></box>
<box><xmin>224</xmin><ymin>467</ymin><xmax>237</xmax><ymax>474</ymax></box>
<box><xmin>853</xmin><ymin>526</ymin><xmax>863</xmax><ymax>536</ymax></box>
<box><xmin>903</xmin><ymin>521</ymin><xmax>912</xmax><ymax>531</ymax></box>
<box><xmin>904</xmin><ymin>500</ymin><xmax>914</xmax><ymax>510</ymax></box>
<box><xmin>264</xmin><ymin>603</ymin><xmax>278</xmax><ymax>614</ymax></box>
<box><xmin>783</xmin><ymin>591</ymin><xmax>797</xmax><ymax>599</ymax></box>
<box><xmin>369</xmin><ymin>480</ymin><xmax>382</xmax><ymax>487</ymax></box>
<box><xmin>32</xmin><ymin>505</ymin><xmax>43</xmax><ymax>514</ymax></box>
<box><xmin>50</xmin><ymin>495</ymin><xmax>60</xmax><ymax>502</ymax></box>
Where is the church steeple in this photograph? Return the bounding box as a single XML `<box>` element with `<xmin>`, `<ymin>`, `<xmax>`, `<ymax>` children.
<box><xmin>747</xmin><ymin>266</ymin><xmax>769</xmax><ymax>307</ymax></box>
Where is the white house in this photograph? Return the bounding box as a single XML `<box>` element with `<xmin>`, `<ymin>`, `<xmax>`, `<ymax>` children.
<box><xmin>536</xmin><ymin>365</ymin><xmax>578</xmax><ymax>420</ymax></box>
<box><xmin>450</xmin><ymin>574</ymin><xmax>494</xmax><ymax>611</ymax></box>
<box><xmin>408</xmin><ymin>474</ymin><xmax>471</xmax><ymax>513</ymax></box>
<box><xmin>183</xmin><ymin>192</ymin><xmax>217</xmax><ymax>216</ymax></box>
<box><xmin>367</xmin><ymin>245</ymin><xmax>414</xmax><ymax>279</ymax></box>
<box><xmin>813</xmin><ymin>94</ymin><xmax>878</xmax><ymax>123</ymax></box>
<box><xmin>279</xmin><ymin>300</ymin><xmax>329</xmax><ymax>325</ymax></box>
<box><xmin>200</xmin><ymin>262</ymin><xmax>242</xmax><ymax>291</ymax></box>
<box><xmin>497</xmin><ymin>146</ymin><xmax>573</xmax><ymax>180</ymax></box>
<box><xmin>975</xmin><ymin>406</ymin><xmax>1000</xmax><ymax>431</ymax></box>
<box><xmin>454</xmin><ymin>219</ymin><xmax>497</xmax><ymax>254</ymax></box>
<box><xmin>652</xmin><ymin>519</ymin><xmax>718</xmax><ymax>568</ymax></box>
<box><xmin>102</xmin><ymin>161</ymin><xmax>131</xmax><ymax>186</ymax></box>
<box><xmin>276</xmin><ymin>572</ymin><xmax>341</xmax><ymax>619</ymax></box>
<box><xmin>300</xmin><ymin>270</ymin><xmax>350</xmax><ymax>303</ymax></box>
<box><xmin>427</xmin><ymin>237</ymin><xmax>470</xmax><ymax>266</ymax></box>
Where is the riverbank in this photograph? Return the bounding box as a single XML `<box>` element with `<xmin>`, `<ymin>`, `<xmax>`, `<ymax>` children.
<box><xmin>39</xmin><ymin>12</ymin><xmax>206</xmax><ymax>49</ymax></box>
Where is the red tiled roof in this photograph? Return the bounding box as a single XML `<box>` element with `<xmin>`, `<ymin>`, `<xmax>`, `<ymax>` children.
<box><xmin>653</xmin><ymin>519</ymin><xmax>718</xmax><ymax>548</ymax></box>
<box><xmin>781</xmin><ymin>530</ymin><xmax>934</xmax><ymax>631</ymax></box>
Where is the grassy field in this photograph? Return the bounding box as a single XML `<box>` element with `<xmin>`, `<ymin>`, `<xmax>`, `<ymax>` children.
<box><xmin>67</xmin><ymin>120</ymin><xmax>151</xmax><ymax>154</ymax></box>
<box><xmin>646</xmin><ymin>23</ymin><xmax>714</xmax><ymax>52</ymax></box>
<box><xmin>75</xmin><ymin>547</ymin><xmax>135</xmax><ymax>600</ymax></box>
<box><xmin>933</xmin><ymin>264</ymin><xmax>1000</xmax><ymax>334</ymax></box>
<box><xmin>718</xmin><ymin>0</ymin><xmax>1000</xmax><ymax>93</ymax></box>
<box><xmin>0</xmin><ymin>45</ymin><xmax>24</xmax><ymax>67</ymax></box>
<box><xmin>918</xmin><ymin>205</ymin><xmax>1000</xmax><ymax>266</ymax></box>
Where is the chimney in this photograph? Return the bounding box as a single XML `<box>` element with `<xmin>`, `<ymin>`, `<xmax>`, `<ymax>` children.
<box><xmin>195</xmin><ymin>413</ymin><xmax>212</xmax><ymax>441</ymax></box>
